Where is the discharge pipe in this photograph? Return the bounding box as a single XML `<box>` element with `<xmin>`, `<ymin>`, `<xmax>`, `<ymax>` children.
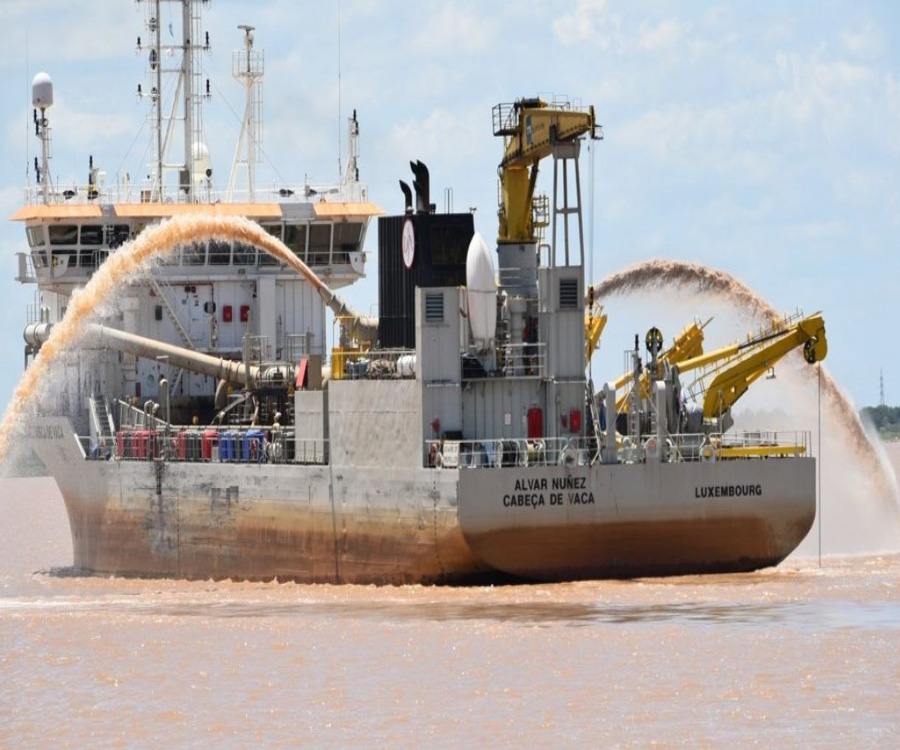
<box><xmin>26</xmin><ymin>322</ymin><xmax>261</xmax><ymax>387</ymax></box>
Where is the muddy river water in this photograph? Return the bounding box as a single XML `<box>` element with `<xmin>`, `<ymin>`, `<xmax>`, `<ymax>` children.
<box><xmin>2</xmin><ymin>450</ymin><xmax>899</xmax><ymax>748</ymax></box>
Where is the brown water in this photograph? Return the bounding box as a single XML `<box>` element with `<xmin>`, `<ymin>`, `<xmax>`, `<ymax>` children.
<box><xmin>0</xmin><ymin>214</ymin><xmax>336</xmax><ymax>465</ymax></box>
<box><xmin>2</xmin><ymin>466</ymin><xmax>900</xmax><ymax>749</ymax></box>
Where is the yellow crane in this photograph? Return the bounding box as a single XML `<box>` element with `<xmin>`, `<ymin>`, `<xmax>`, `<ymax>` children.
<box><xmin>681</xmin><ymin>311</ymin><xmax>827</xmax><ymax>419</ymax></box>
<box><xmin>613</xmin><ymin>320</ymin><xmax>708</xmax><ymax>412</ymax></box>
<box><xmin>493</xmin><ymin>98</ymin><xmax>598</xmax><ymax>244</ymax></box>
<box><xmin>615</xmin><ymin>311</ymin><xmax>827</xmax><ymax>420</ymax></box>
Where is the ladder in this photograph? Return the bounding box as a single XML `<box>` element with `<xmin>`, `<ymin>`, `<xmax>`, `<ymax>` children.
<box><xmin>89</xmin><ymin>395</ymin><xmax>117</xmax><ymax>455</ymax></box>
<box><xmin>149</xmin><ymin>274</ymin><xmax>194</xmax><ymax>393</ymax></box>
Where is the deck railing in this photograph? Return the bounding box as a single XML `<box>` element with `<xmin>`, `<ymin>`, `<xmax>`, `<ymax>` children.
<box><xmin>426</xmin><ymin>430</ymin><xmax>812</xmax><ymax>469</ymax></box>
<box><xmin>78</xmin><ymin>427</ymin><xmax>327</xmax><ymax>465</ymax></box>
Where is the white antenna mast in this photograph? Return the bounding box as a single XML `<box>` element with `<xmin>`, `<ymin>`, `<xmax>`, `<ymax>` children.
<box><xmin>342</xmin><ymin>110</ymin><xmax>360</xmax><ymax>195</ymax></box>
<box><xmin>227</xmin><ymin>25</ymin><xmax>264</xmax><ymax>202</ymax></box>
<box><xmin>137</xmin><ymin>0</ymin><xmax>211</xmax><ymax>202</ymax></box>
<box><xmin>337</xmin><ymin>0</ymin><xmax>342</xmax><ymax>183</ymax></box>
<box><xmin>31</xmin><ymin>72</ymin><xmax>54</xmax><ymax>204</ymax></box>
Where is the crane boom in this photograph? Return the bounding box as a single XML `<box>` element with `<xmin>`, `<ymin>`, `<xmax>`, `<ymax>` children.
<box><xmin>682</xmin><ymin>312</ymin><xmax>827</xmax><ymax>418</ymax></box>
<box><xmin>493</xmin><ymin>98</ymin><xmax>597</xmax><ymax>244</ymax></box>
<box><xmin>613</xmin><ymin>312</ymin><xmax>827</xmax><ymax>421</ymax></box>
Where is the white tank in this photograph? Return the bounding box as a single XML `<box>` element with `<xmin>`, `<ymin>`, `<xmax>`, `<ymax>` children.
<box><xmin>465</xmin><ymin>232</ymin><xmax>497</xmax><ymax>352</ymax></box>
<box><xmin>32</xmin><ymin>72</ymin><xmax>54</xmax><ymax>109</ymax></box>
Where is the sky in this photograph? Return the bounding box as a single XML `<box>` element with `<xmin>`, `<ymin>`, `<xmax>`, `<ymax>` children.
<box><xmin>0</xmin><ymin>0</ymin><xmax>898</xmax><ymax>413</ymax></box>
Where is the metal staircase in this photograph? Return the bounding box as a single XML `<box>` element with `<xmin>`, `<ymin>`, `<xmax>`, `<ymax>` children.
<box><xmin>89</xmin><ymin>395</ymin><xmax>116</xmax><ymax>445</ymax></box>
<box><xmin>149</xmin><ymin>275</ymin><xmax>194</xmax><ymax>348</ymax></box>
<box><xmin>149</xmin><ymin>274</ymin><xmax>194</xmax><ymax>394</ymax></box>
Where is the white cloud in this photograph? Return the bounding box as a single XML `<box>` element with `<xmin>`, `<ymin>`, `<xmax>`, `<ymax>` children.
<box><xmin>842</xmin><ymin>21</ymin><xmax>884</xmax><ymax>59</ymax></box>
<box><xmin>0</xmin><ymin>3</ymin><xmax>135</xmax><ymax>68</ymax></box>
<box><xmin>387</xmin><ymin>106</ymin><xmax>486</xmax><ymax>165</ymax></box>
<box><xmin>637</xmin><ymin>19</ymin><xmax>687</xmax><ymax>52</ymax></box>
<box><xmin>409</xmin><ymin>4</ymin><xmax>498</xmax><ymax>55</ymax></box>
<box><xmin>553</xmin><ymin>0</ymin><xmax>619</xmax><ymax>49</ymax></box>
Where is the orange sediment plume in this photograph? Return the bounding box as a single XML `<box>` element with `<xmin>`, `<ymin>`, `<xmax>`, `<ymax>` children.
<box><xmin>591</xmin><ymin>257</ymin><xmax>895</xmax><ymax>500</ymax></box>
<box><xmin>0</xmin><ymin>214</ymin><xmax>326</xmax><ymax>465</ymax></box>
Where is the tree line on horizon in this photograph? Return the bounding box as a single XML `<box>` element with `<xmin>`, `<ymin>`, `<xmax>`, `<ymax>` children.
<box><xmin>860</xmin><ymin>405</ymin><xmax>900</xmax><ymax>440</ymax></box>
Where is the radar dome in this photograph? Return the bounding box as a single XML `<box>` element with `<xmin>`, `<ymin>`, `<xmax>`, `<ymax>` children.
<box><xmin>192</xmin><ymin>141</ymin><xmax>212</xmax><ymax>183</ymax></box>
<box><xmin>32</xmin><ymin>72</ymin><xmax>54</xmax><ymax>109</ymax></box>
<box><xmin>465</xmin><ymin>232</ymin><xmax>497</xmax><ymax>352</ymax></box>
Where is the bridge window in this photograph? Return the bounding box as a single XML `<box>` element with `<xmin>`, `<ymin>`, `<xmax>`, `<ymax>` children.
<box><xmin>233</xmin><ymin>242</ymin><xmax>257</xmax><ymax>265</ymax></box>
<box><xmin>26</xmin><ymin>226</ymin><xmax>45</xmax><ymax>247</ymax></box>
<box><xmin>261</xmin><ymin>224</ymin><xmax>285</xmax><ymax>266</ymax></box>
<box><xmin>183</xmin><ymin>242</ymin><xmax>206</xmax><ymax>265</ymax></box>
<box><xmin>308</xmin><ymin>224</ymin><xmax>332</xmax><ymax>265</ymax></box>
<box><xmin>48</xmin><ymin>225</ymin><xmax>78</xmax><ymax>245</ymax></box>
<box><xmin>80</xmin><ymin>225</ymin><xmax>104</xmax><ymax>245</ymax></box>
<box><xmin>334</xmin><ymin>222</ymin><xmax>362</xmax><ymax>264</ymax></box>
<box><xmin>208</xmin><ymin>240</ymin><xmax>231</xmax><ymax>265</ymax></box>
<box><xmin>109</xmin><ymin>224</ymin><xmax>131</xmax><ymax>247</ymax></box>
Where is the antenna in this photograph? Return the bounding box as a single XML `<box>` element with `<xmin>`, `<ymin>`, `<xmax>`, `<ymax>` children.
<box><xmin>31</xmin><ymin>72</ymin><xmax>54</xmax><ymax>204</ymax></box>
<box><xmin>227</xmin><ymin>24</ymin><xmax>264</xmax><ymax>202</ymax></box>
<box><xmin>138</xmin><ymin>0</ymin><xmax>211</xmax><ymax>202</ymax></box>
<box><xmin>337</xmin><ymin>0</ymin><xmax>342</xmax><ymax>183</ymax></box>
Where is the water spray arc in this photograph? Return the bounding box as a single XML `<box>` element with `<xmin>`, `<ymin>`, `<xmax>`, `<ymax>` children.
<box><xmin>0</xmin><ymin>214</ymin><xmax>375</xmax><ymax>464</ymax></box>
<box><xmin>591</xmin><ymin>257</ymin><xmax>900</xmax><ymax>530</ymax></box>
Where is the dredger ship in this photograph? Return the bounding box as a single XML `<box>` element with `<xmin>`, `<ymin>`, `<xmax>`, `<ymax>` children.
<box><xmin>9</xmin><ymin>2</ymin><xmax>828</xmax><ymax>583</ymax></box>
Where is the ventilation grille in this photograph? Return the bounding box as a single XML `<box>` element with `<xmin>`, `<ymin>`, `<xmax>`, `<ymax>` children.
<box><xmin>425</xmin><ymin>292</ymin><xmax>445</xmax><ymax>323</ymax></box>
<box><xmin>559</xmin><ymin>278</ymin><xmax>579</xmax><ymax>309</ymax></box>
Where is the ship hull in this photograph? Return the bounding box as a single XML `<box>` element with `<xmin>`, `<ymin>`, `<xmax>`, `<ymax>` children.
<box><xmin>28</xmin><ymin>417</ymin><xmax>815</xmax><ymax>584</ymax></box>
<box><xmin>28</xmin><ymin>417</ymin><xmax>483</xmax><ymax>584</ymax></box>
<box><xmin>458</xmin><ymin>461</ymin><xmax>816</xmax><ymax>580</ymax></box>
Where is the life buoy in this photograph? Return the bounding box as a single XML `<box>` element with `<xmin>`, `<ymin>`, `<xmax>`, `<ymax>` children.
<box><xmin>700</xmin><ymin>444</ymin><xmax>716</xmax><ymax>463</ymax></box>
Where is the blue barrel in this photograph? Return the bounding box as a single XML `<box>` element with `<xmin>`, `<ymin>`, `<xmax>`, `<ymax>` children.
<box><xmin>221</xmin><ymin>430</ymin><xmax>238</xmax><ymax>461</ymax></box>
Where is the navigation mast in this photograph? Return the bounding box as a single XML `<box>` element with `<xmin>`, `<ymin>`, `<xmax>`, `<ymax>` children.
<box><xmin>137</xmin><ymin>0</ymin><xmax>211</xmax><ymax>202</ymax></box>
<box><xmin>227</xmin><ymin>25</ymin><xmax>264</xmax><ymax>202</ymax></box>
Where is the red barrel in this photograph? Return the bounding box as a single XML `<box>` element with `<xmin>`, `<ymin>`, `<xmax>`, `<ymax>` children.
<box><xmin>201</xmin><ymin>429</ymin><xmax>218</xmax><ymax>461</ymax></box>
<box><xmin>117</xmin><ymin>430</ymin><xmax>129</xmax><ymax>459</ymax></box>
<box><xmin>133</xmin><ymin>430</ymin><xmax>149</xmax><ymax>459</ymax></box>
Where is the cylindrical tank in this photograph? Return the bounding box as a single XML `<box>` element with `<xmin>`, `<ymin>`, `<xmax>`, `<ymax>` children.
<box><xmin>201</xmin><ymin>429</ymin><xmax>218</xmax><ymax>461</ymax></box>
<box><xmin>24</xmin><ymin>322</ymin><xmax>53</xmax><ymax>347</ymax></box>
